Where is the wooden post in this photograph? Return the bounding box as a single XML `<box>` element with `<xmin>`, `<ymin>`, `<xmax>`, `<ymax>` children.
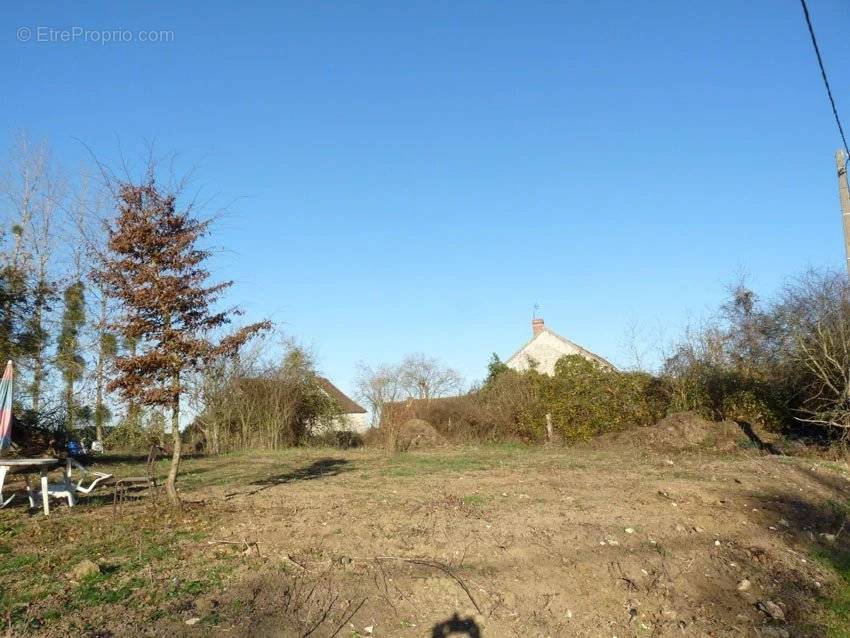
<box><xmin>545</xmin><ymin>413</ymin><xmax>553</xmax><ymax>443</ymax></box>
<box><xmin>836</xmin><ymin>150</ymin><xmax>850</xmax><ymax>279</ymax></box>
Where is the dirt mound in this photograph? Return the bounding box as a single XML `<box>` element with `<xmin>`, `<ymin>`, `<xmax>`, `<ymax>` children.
<box><xmin>600</xmin><ymin>411</ymin><xmax>746</xmax><ymax>452</ymax></box>
<box><xmin>397</xmin><ymin>418</ymin><xmax>445</xmax><ymax>451</ymax></box>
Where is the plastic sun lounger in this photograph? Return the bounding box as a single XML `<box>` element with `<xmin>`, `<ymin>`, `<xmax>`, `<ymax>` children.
<box><xmin>25</xmin><ymin>458</ymin><xmax>114</xmax><ymax>510</ymax></box>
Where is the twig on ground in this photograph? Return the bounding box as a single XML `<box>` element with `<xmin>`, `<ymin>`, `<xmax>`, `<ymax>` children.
<box><xmin>200</xmin><ymin>539</ymin><xmax>260</xmax><ymax>556</ymax></box>
<box><xmin>328</xmin><ymin>598</ymin><xmax>367</xmax><ymax>638</ymax></box>
<box><xmin>284</xmin><ymin>554</ymin><xmax>312</xmax><ymax>572</ymax></box>
<box><xmin>367</xmin><ymin>555</ymin><xmax>482</xmax><ymax>614</ymax></box>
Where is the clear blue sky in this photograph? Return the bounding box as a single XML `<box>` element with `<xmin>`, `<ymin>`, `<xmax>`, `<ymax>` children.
<box><xmin>3</xmin><ymin>1</ymin><xmax>849</xmax><ymax>396</ymax></box>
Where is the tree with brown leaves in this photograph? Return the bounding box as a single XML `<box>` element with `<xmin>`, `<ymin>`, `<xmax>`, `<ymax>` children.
<box><xmin>95</xmin><ymin>177</ymin><xmax>269</xmax><ymax>505</ymax></box>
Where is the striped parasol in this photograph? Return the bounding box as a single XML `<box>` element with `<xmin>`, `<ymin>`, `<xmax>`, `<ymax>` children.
<box><xmin>0</xmin><ymin>361</ymin><xmax>12</xmax><ymax>451</ymax></box>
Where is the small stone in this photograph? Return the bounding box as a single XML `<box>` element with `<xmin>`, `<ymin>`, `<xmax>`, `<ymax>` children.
<box><xmin>736</xmin><ymin>579</ymin><xmax>751</xmax><ymax>592</ymax></box>
<box><xmin>339</xmin><ymin>555</ymin><xmax>352</xmax><ymax>565</ymax></box>
<box><xmin>364</xmin><ymin>627</ymin><xmax>374</xmax><ymax>635</ymax></box>
<box><xmin>185</xmin><ymin>617</ymin><xmax>201</xmax><ymax>626</ymax></box>
<box><xmin>664</xmin><ymin>459</ymin><xmax>674</xmax><ymax>466</ymax></box>
<box><xmin>820</xmin><ymin>533</ymin><xmax>837</xmax><ymax>543</ymax></box>
<box><xmin>625</xmin><ymin>528</ymin><xmax>635</xmax><ymax>534</ymax></box>
<box><xmin>675</xmin><ymin>524</ymin><xmax>686</xmax><ymax>533</ymax></box>
<box><xmin>756</xmin><ymin>600</ymin><xmax>785</xmax><ymax>621</ymax></box>
<box><xmin>715</xmin><ymin>540</ymin><xmax>721</xmax><ymax>546</ymax></box>
<box><xmin>778</xmin><ymin>519</ymin><xmax>790</xmax><ymax>527</ymax></box>
<box><xmin>67</xmin><ymin>559</ymin><xmax>100</xmax><ymax>582</ymax></box>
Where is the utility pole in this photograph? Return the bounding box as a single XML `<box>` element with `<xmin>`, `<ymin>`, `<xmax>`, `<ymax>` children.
<box><xmin>836</xmin><ymin>150</ymin><xmax>850</xmax><ymax>279</ymax></box>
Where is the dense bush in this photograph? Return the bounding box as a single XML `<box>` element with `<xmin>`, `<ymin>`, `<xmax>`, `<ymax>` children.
<box><xmin>393</xmin><ymin>356</ymin><xmax>666</xmax><ymax>444</ymax></box>
<box><xmin>661</xmin><ymin>271</ymin><xmax>850</xmax><ymax>442</ymax></box>
<box><xmin>543</xmin><ymin>357</ymin><xmax>667</xmax><ymax>441</ymax></box>
<box><xmin>192</xmin><ymin>342</ymin><xmax>342</xmax><ymax>453</ymax></box>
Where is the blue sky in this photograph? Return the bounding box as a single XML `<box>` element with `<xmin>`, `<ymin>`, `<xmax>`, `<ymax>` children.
<box><xmin>2</xmin><ymin>1</ymin><xmax>849</xmax><ymax>396</ymax></box>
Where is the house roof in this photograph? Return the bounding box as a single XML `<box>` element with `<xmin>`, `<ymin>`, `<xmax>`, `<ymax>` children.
<box><xmin>505</xmin><ymin>328</ymin><xmax>617</xmax><ymax>371</ymax></box>
<box><xmin>316</xmin><ymin>377</ymin><xmax>367</xmax><ymax>414</ymax></box>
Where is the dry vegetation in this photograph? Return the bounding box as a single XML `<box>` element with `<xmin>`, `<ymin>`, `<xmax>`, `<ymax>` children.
<box><xmin>2</xmin><ymin>424</ymin><xmax>850</xmax><ymax>637</ymax></box>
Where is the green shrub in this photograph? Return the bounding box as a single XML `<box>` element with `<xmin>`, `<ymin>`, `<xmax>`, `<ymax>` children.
<box><xmin>544</xmin><ymin>356</ymin><xmax>666</xmax><ymax>442</ymax></box>
<box><xmin>402</xmin><ymin>356</ymin><xmax>667</xmax><ymax>444</ymax></box>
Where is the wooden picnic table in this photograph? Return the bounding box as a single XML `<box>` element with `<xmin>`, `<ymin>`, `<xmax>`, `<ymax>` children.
<box><xmin>0</xmin><ymin>457</ymin><xmax>59</xmax><ymax>515</ymax></box>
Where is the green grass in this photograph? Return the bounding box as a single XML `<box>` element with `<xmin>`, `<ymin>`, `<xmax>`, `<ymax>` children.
<box><xmin>461</xmin><ymin>494</ymin><xmax>487</xmax><ymax>506</ymax></box>
<box><xmin>0</xmin><ymin>491</ymin><xmax>230</xmax><ymax>634</ymax></box>
<box><xmin>813</xmin><ymin>546</ymin><xmax>850</xmax><ymax>637</ymax></box>
<box><xmin>809</xmin><ymin>496</ymin><xmax>850</xmax><ymax>637</ymax></box>
<box><xmin>378</xmin><ymin>444</ymin><xmax>544</xmax><ymax>477</ymax></box>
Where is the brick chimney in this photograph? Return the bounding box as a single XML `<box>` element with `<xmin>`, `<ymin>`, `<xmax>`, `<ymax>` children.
<box><xmin>532</xmin><ymin>317</ymin><xmax>545</xmax><ymax>337</ymax></box>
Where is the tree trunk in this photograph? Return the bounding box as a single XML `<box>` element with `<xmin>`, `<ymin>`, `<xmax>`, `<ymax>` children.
<box><xmin>65</xmin><ymin>379</ymin><xmax>75</xmax><ymax>434</ymax></box>
<box><xmin>165</xmin><ymin>376</ymin><xmax>182</xmax><ymax>507</ymax></box>
<box><xmin>94</xmin><ymin>296</ymin><xmax>106</xmax><ymax>442</ymax></box>
<box><xmin>31</xmin><ymin>343</ymin><xmax>43</xmax><ymax>413</ymax></box>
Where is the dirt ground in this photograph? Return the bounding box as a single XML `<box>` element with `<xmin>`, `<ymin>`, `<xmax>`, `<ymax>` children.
<box><xmin>2</xmin><ymin>428</ymin><xmax>850</xmax><ymax>637</ymax></box>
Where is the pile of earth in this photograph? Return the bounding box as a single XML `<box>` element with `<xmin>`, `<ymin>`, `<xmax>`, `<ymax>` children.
<box><xmin>396</xmin><ymin>418</ymin><xmax>446</xmax><ymax>451</ymax></box>
<box><xmin>596</xmin><ymin>411</ymin><xmax>749</xmax><ymax>452</ymax></box>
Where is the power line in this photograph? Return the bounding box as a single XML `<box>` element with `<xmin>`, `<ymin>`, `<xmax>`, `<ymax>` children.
<box><xmin>799</xmin><ymin>0</ymin><xmax>850</xmax><ymax>157</ymax></box>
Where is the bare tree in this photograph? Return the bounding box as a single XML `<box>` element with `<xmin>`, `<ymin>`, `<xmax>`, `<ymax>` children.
<box><xmin>1</xmin><ymin>134</ymin><xmax>66</xmax><ymax>408</ymax></box>
<box><xmin>787</xmin><ymin>274</ymin><xmax>850</xmax><ymax>435</ymax></box>
<box><xmin>353</xmin><ymin>361</ymin><xmax>404</xmax><ymax>427</ymax></box>
<box><xmin>398</xmin><ymin>353</ymin><xmax>463</xmax><ymax>401</ymax></box>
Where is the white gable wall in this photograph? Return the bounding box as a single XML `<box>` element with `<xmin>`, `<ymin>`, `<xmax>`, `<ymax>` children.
<box><xmin>506</xmin><ymin>330</ymin><xmax>593</xmax><ymax>376</ymax></box>
<box><xmin>331</xmin><ymin>412</ymin><xmax>370</xmax><ymax>433</ymax></box>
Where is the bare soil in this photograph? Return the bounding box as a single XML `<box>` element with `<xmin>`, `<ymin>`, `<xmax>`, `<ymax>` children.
<box><xmin>2</xmin><ymin>425</ymin><xmax>850</xmax><ymax>637</ymax></box>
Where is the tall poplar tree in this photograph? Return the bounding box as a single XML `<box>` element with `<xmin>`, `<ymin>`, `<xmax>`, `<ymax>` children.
<box><xmin>95</xmin><ymin>177</ymin><xmax>269</xmax><ymax>505</ymax></box>
<box><xmin>56</xmin><ymin>280</ymin><xmax>86</xmax><ymax>431</ymax></box>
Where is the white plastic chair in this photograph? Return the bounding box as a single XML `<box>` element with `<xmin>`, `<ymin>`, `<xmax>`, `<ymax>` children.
<box><xmin>27</xmin><ymin>479</ymin><xmax>75</xmax><ymax>508</ymax></box>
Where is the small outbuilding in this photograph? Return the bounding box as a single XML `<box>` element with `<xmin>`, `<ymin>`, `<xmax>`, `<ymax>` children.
<box><xmin>316</xmin><ymin>377</ymin><xmax>369</xmax><ymax>433</ymax></box>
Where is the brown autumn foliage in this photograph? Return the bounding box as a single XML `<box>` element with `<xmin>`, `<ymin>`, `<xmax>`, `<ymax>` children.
<box><xmin>94</xmin><ymin>176</ymin><xmax>270</xmax><ymax>504</ymax></box>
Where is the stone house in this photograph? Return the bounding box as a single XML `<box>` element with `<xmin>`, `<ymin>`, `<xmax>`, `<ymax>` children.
<box><xmin>505</xmin><ymin>318</ymin><xmax>616</xmax><ymax>376</ymax></box>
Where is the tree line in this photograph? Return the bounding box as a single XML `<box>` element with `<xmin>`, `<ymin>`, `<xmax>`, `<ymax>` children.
<box><xmin>357</xmin><ymin>272</ymin><xmax>850</xmax><ymax>451</ymax></box>
<box><xmin>0</xmin><ymin>135</ymin><xmax>269</xmax><ymax>505</ymax></box>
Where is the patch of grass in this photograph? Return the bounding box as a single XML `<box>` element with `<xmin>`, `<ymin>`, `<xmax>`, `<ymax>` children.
<box><xmin>168</xmin><ymin>578</ymin><xmax>209</xmax><ymax>598</ymax></box>
<box><xmin>484</xmin><ymin>441</ymin><xmax>533</xmax><ymax>453</ymax></box>
<box><xmin>462</xmin><ymin>494</ymin><xmax>487</xmax><ymax>506</ymax></box>
<box><xmin>381</xmin><ymin>453</ymin><xmax>494</xmax><ymax>477</ymax></box>
<box><xmin>0</xmin><ymin>552</ymin><xmax>39</xmax><ymax>575</ymax></box>
<box><xmin>813</xmin><ymin>544</ymin><xmax>850</xmax><ymax>636</ymax></box>
<box><xmin>74</xmin><ymin>574</ymin><xmax>144</xmax><ymax>606</ymax></box>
